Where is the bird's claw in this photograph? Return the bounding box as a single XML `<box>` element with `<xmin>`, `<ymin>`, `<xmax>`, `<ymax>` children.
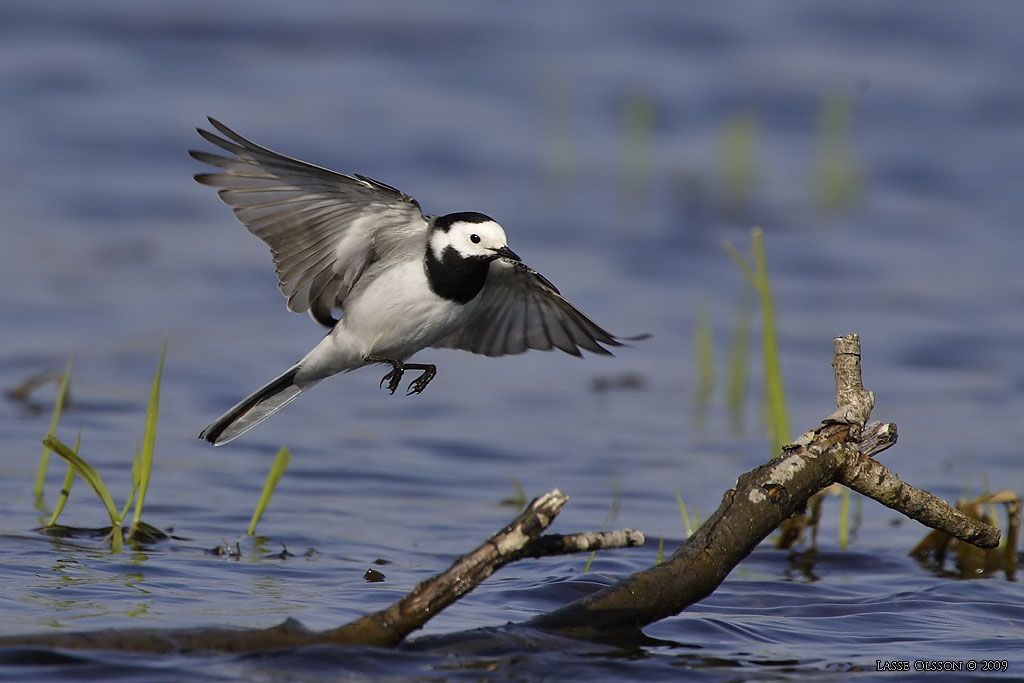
<box><xmin>379</xmin><ymin>367</ymin><xmax>404</xmax><ymax>394</ymax></box>
<box><xmin>406</xmin><ymin>366</ymin><xmax>436</xmax><ymax>395</ymax></box>
<box><xmin>369</xmin><ymin>357</ymin><xmax>434</xmax><ymax>395</ymax></box>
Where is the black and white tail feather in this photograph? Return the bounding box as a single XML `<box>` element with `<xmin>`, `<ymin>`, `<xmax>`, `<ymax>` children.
<box><xmin>198</xmin><ymin>366</ymin><xmax>317</xmax><ymax>446</ymax></box>
<box><xmin>192</xmin><ymin>118</ymin><xmax>645</xmax><ymax>446</ymax></box>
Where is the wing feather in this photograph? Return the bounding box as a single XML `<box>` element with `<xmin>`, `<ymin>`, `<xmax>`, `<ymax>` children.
<box><xmin>433</xmin><ymin>258</ymin><xmax>625</xmax><ymax>358</ymax></box>
<box><xmin>190</xmin><ymin>117</ymin><xmax>427</xmax><ymax>327</ymax></box>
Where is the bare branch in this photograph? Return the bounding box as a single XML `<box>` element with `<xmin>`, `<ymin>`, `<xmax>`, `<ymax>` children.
<box><xmin>524</xmin><ymin>529</ymin><xmax>646</xmax><ymax>558</ymax></box>
<box><xmin>320</xmin><ymin>490</ymin><xmax>569</xmax><ymax>646</ymax></box>
<box><xmin>0</xmin><ymin>490</ymin><xmax>639</xmax><ymax>653</ymax></box>
<box><xmin>528</xmin><ymin>334</ymin><xmax>1000</xmax><ymax>637</ymax></box>
<box><xmin>839</xmin><ymin>455</ymin><xmax>1000</xmax><ymax>548</ymax></box>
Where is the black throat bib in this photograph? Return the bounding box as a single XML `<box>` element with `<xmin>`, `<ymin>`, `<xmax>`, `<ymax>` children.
<box><xmin>425</xmin><ymin>245</ymin><xmax>493</xmax><ymax>304</ymax></box>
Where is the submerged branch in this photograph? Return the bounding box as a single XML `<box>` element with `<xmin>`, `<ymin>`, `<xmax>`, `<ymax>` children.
<box><xmin>0</xmin><ymin>491</ymin><xmax>641</xmax><ymax>653</ymax></box>
<box><xmin>0</xmin><ymin>334</ymin><xmax>998</xmax><ymax>654</ymax></box>
<box><xmin>320</xmin><ymin>490</ymin><xmax>578</xmax><ymax>647</ymax></box>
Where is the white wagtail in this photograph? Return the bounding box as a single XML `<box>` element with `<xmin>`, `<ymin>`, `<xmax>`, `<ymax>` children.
<box><xmin>193</xmin><ymin>118</ymin><xmax>641</xmax><ymax>445</ymax></box>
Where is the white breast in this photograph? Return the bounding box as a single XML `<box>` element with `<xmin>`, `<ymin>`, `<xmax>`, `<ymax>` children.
<box><xmin>340</xmin><ymin>259</ymin><xmax>477</xmax><ymax>361</ymax></box>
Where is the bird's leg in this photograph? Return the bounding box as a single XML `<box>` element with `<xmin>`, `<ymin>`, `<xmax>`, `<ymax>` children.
<box><xmin>364</xmin><ymin>357</ymin><xmax>437</xmax><ymax>395</ymax></box>
<box><xmin>365</xmin><ymin>356</ymin><xmax>405</xmax><ymax>395</ymax></box>
<box><xmin>401</xmin><ymin>363</ymin><xmax>437</xmax><ymax>395</ymax></box>
<box><xmin>364</xmin><ymin>358</ymin><xmax>436</xmax><ymax>395</ymax></box>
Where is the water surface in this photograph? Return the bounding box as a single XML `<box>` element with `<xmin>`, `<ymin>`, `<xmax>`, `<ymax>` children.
<box><xmin>1</xmin><ymin>1</ymin><xmax>1023</xmax><ymax>679</ymax></box>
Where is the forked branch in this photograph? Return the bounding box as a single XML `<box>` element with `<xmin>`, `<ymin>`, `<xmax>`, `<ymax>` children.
<box><xmin>0</xmin><ymin>334</ymin><xmax>998</xmax><ymax>653</ymax></box>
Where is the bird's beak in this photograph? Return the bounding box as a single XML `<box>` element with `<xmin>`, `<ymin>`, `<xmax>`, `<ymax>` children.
<box><xmin>492</xmin><ymin>245</ymin><xmax>521</xmax><ymax>261</ymax></box>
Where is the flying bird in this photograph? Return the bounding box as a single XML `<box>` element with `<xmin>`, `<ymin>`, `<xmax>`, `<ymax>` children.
<box><xmin>192</xmin><ymin>118</ymin><xmax>640</xmax><ymax>445</ymax></box>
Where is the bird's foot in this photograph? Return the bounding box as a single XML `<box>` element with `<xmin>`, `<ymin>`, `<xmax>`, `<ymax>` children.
<box><xmin>380</xmin><ymin>367</ymin><xmax>404</xmax><ymax>394</ymax></box>
<box><xmin>367</xmin><ymin>356</ymin><xmax>405</xmax><ymax>395</ymax></box>
<box><xmin>406</xmin><ymin>365</ymin><xmax>436</xmax><ymax>395</ymax></box>
<box><xmin>367</xmin><ymin>357</ymin><xmax>437</xmax><ymax>395</ymax></box>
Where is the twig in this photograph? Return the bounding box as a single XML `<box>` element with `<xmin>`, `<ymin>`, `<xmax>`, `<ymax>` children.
<box><xmin>525</xmin><ymin>529</ymin><xmax>645</xmax><ymax>558</ymax></box>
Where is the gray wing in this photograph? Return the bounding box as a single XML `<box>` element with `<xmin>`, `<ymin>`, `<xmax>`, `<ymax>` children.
<box><xmin>190</xmin><ymin>117</ymin><xmax>428</xmax><ymax>327</ymax></box>
<box><xmin>433</xmin><ymin>258</ymin><xmax>624</xmax><ymax>357</ymax></box>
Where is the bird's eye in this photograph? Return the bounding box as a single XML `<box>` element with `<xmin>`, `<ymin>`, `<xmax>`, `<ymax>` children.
<box><xmin>469</xmin><ymin>234</ymin><xmax>481</xmax><ymax>244</ymax></box>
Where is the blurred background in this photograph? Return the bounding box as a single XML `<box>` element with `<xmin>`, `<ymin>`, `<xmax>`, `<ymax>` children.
<box><xmin>0</xmin><ymin>0</ymin><xmax>1022</xmax><ymax>675</ymax></box>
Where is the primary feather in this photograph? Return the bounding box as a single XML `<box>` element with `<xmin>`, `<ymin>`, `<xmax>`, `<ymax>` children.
<box><xmin>432</xmin><ymin>258</ymin><xmax>620</xmax><ymax>357</ymax></box>
<box><xmin>191</xmin><ymin>117</ymin><xmax>427</xmax><ymax>327</ymax></box>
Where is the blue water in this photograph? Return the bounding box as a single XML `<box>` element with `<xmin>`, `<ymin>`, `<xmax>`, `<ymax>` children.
<box><xmin>2</xmin><ymin>1</ymin><xmax>1023</xmax><ymax>679</ymax></box>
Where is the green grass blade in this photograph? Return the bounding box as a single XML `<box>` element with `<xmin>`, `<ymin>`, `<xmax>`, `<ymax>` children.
<box><xmin>723</xmin><ymin>229</ymin><xmax>790</xmax><ymax>457</ymax></box>
<box><xmin>721</xmin><ymin>111</ymin><xmax>757</xmax><ymax>213</ymax></box>
<box><xmin>45</xmin><ymin>429</ymin><xmax>81</xmax><ymax>527</ymax></box>
<box><xmin>119</xmin><ymin>446</ymin><xmax>141</xmax><ymax>522</ymax></box>
<box><xmin>247</xmin><ymin>447</ymin><xmax>292</xmax><ymax>536</ymax></box>
<box><xmin>853</xmin><ymin>491</ymin><xmax>863</xmax><ymax>541</ymax></box>
<box><xmin>722</xmin><ymin>241</ymin><xmax>758</xmax><ymax>289</ymax></box>
<box><xmin>34</xmin><ymin>358</ymin><xmax>73</xmax><ymax>505</ymax></box>
<box><xmin>583</xmin><ymin>486</ymin><xmax>620</xmax><ymax>573</ymax></box>
<box><xmin>675</xmin><ymin>491</ymin><xmax>695</xmax><ymax>537</ymax></box>
<box><xmin>129</xmin><ymin>341</ymin><xmax>166</xmax><ymax>538</ymax></box>
<box><xmin>693</xmin><ymin>302</ymin><xmax>715</xmax><ymax>423</ymax></box>
<box><xmin>726</xmin><ymin>296</ymin><xmax>752</xmax><ymax>432</ymax></box>
<box><xmin>813</xmin><ymin>91</ymin><xmax>861</xmax><ymax>212</ymax></box>
<box><xmin>43</xmin><ymin>435</ymin><xmax>122</xmax><ymax>553</ymax></box>
<box><xmin>503</xmin><ymin>476</ymin><xmax>527</xmax><ymax>507</ymax></box>
<box><xmin>43</xmin><ymin>435</ymin><xmax>119</xmax><ymax>523</ymax></box>
<box><xmin>655</xmin><ymin>537</ymin><xmax>664</xmax><ymax>565</ymax></box>
<box><xmin>622</xmin><ymin>92</ymin><xmax>655</xmax><ymax>212</ymax></box>
<box><xmin>838</xmin><ymin>487</ymin><xmax>850</xmax><ymax>550</ymax></box>
<box><xmin>751</xmin><ymin>228</ymin><xmax>790</xmax><ymax>457</ymax></box>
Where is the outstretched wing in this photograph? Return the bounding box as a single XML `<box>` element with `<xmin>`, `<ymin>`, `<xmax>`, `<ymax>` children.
<box><xmin>433</xmin><ymin>258</ymin><xmax>625</xmax><ymax>357</ymax></box>
<box><xmin>190</xmin><ymin>117</ymin><xmax>428</xmax><ymax>327</ymax></box>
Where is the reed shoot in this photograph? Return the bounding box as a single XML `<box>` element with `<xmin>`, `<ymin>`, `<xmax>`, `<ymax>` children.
<box><xmin>129</xmin><ymin>340</ymin><xmax>166</xmax><ymax>539</ymax></box>
<box><xmin>43</xmin><ymin>435</ymin><xmax>124</xmax><ymax>554</ymax></box>
<box><xmin>45</xmin><ymin>429</ymin><xmax>81</xmax><ymax>528</ymax></box>
<box><xmin>34</xmin><ymin>359</ymin><xmax>72</xmax><ymax>506</ymax></box>
<box><xmin>583</xmin><ymin>486</ymin><xmax>621</xmax><ymax>573</ymax></box>
<box><xmin>693</xmin><ymin>301</ymin><xmax>715</xmax><ymax>422</ymax></box>
<box><xmin>247</xmin><ymin>447</ymin><xmax>291</xmax><ymax>536</ymax></box>
<box><xmin>675</xmin><ymin>491</ymin><xmax>698</xmax><ymax>537</ymax></box>
<box><xmin>724</xmin><ymin>228</ymin><xmax>790</xmax><ymax>457</ymax></box>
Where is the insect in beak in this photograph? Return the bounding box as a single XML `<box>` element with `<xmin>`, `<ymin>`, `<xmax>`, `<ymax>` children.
<box><xmin>492</xmin><ymin>245</ymin><xmax>521</xmax><ymax>261</ymax></box>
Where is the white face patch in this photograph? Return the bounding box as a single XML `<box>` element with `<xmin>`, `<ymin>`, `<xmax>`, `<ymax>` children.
<box><xmin>430</xmin><ymin>220</ymin><xmax>509</xmax><ymax>261</ymax></box>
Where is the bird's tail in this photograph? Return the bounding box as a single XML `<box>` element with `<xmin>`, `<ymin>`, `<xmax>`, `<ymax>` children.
<box><xmin>199</xmin><ymin>365</ymin><xmax>318</xmax><ymax>446</ymax></box>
